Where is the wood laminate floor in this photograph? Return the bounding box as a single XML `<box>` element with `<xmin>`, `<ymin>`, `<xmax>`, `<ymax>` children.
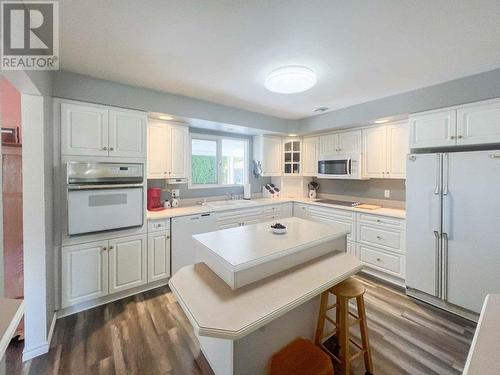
<box><xmin>6</xmin><ymin>274</ymin><xmax>475</xmax><ymax>375</ymax></box>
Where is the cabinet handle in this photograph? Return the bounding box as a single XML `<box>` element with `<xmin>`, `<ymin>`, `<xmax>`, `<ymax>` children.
<box><xmin>109</xmin><ymin>246</ymin><xmax>114</xmax><ymax>250</ymax></box>
<box><xmin>376</xmin><ymin>219</ymin><xmax>381</xmax><ymax>223</ymax></box>
<box><xmin>102</xmin><ymin>146</ymin><xmax>108</xmax><ymax>151</ymax></box>
<box><xmin>376</xmin><ymin>257</ymin><xmax>381</xmax><ymax>262</ymax></box>
<box><xmin>109</xmin><ymin>147</ymin><xmax>114</xmax><ymax>151</ymax></box>
<box><xmin>164</xmin><ymin>171</ymin><xmax>168</xmax><ymax>175</ymax></box>
<box><xmin>450</xmin><ymin>136</ymin><xmax>456</xmax><ymax>140</ymax></box>
<box><xmin>102</xmin><ymin>246</ymin><xmax>107</xmax><ymax>251</ymax></box>
<box><xmin>166</xmin><ymin>236</ymin><xmax>170</xmax><ymax>239</ymax></box>
<box><xmin>376</xmin><ymin>236</ymin><xmax>382</xmax><ymax>240</ymax></box>
<box><xmin>457</xmin><ymin>135</ymin><xmax>463</xmax><ymax>139</ymax></box>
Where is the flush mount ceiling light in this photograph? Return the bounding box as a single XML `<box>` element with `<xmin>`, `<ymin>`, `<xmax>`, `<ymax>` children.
<box><xmin>374</xmin><ymin>118</ymin><xmax>389</xmax><ymax>124</ymax></box>
<box><xmin>159</xmin><ymin>115</ymin><xmax>174</xmax><ymax>121</ymax></box>
<box><xmin>265</xmin><ymin>66</ymin><xmax>317</xmax><ymax>94</ymax></box>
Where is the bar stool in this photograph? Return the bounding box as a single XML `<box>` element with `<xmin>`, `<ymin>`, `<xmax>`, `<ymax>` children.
<box><xmin>315</xmin><ymin>278</ymin><xmax>373</xmax><ymax>375</ymax></box>
<box><xmin>269</xmin><ymin>338</ymin><xmax>334</xmax><ymax>375</ymax></box>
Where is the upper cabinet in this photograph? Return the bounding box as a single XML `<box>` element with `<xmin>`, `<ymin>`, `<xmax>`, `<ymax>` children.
<box><xmin>61</xmin><ymin>102</ymin><xmax>146</xmax><ymax>158</ymax></box>
<box><xmin>319</xmin><ymin>130</ymin><xmax>361</xmax><ymax>156</ymax></box>
<box><xmin>253</xmin><ymin>135</ymin><xmax>282</xmax><ymax>176</ymax></box>
<box><xmin>409</xmin><ymin>99</ymin><xmax>500</xmax><ymax>149</ymax></box>
<box><xmin>282</xmin><ymin>138</ymin><xmax>301</xmax><ymax>175</ymax></box>
<box><xmin>362</xmin><ymin>122</ymin><xmax>408</xmax><ymax>179</ymax></box>
<box><xmin>409</xmin><ymin>110</ymin><xmax>457</xmax><ymax>149</ymax></box>
<box><xmin>147</xmin><ymin>120</ymin><xmax>189</xmax><ymax>179</ymax></box>
<box><xmin>302</xmin><ymin>136</ymin><xmax>319</xmax><ymax>177</ymax></box>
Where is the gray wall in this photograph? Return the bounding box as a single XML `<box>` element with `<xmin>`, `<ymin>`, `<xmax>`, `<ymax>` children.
<box><xmin>148</xmin><ymin>128</ymin><xmax>270</xmax><ymax>201</ymax></box>
<box><xmin>53</xmin><ymin>70</ymin><xmax>297</xmax><ymax>135</ymax></box>
<box><xmin>301</xmin><ymin>67</ymin><xmax>500</xmax><ymax>133</ymax></box>
<box><xmin>315</xmin><ymin>178</ymin><xmax>406</xmax><ymax>202</ymax></box>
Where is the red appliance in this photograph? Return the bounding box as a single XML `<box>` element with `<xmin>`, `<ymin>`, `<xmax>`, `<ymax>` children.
<box><xmin>147</xmin><ymin>188</ymin><xmax>165</xmax><ymax>211</ymax></box>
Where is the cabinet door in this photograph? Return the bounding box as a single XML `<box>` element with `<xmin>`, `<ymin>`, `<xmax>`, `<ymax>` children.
<box><xmin>283</xmin><ymin>138</ymin><xmax>301</xmax><ymax>175</ymax></box>
<box><xmin>386</xmin><ymin>123</ymin><xmax>409</xmax><ymax>179</ymax></box>
<box><xmin>147</xmin><ymin>121</ymin><xmax>169</xmax><ymax>178</ymax></box>
<box><xmin>169</xmin><ymin>124</ymin><xmax>189</xmax><ymax>178</ymax></box>
<box><xmin>362</xmin><ymin>127</ymin><xmax>387</xmax><ymax>178</ymax></box>
<box><xmin>148</xmin><ymin>231</ymin><xmax>171</xmax><ymax>283</ymax></box>
<box><xmin>319</xmin><ymin>133</ymin><xmax>338</xmax><ymax>155</ymax></box>
<box><xmin>293</xmin><ymin>203</ymin><xmax>309</xmax><ymax>219</ymax></box>
<box><xmin>109</xmin><ymin>109</ymin><xmax>146</xmax><ymax>158</ymax></box>
<box><xmin>302</xmin><ymin>136</ymin><xmax>318</xmax><ymax>176</ymax></box>
<box><xmin>409</xmin><ymin>110</ymin><xmax>457</xmax><ymax>148</ymax></box>
<box><xmin>262</xmin><ymin>136</ymin><xmax>282</xmax><ymax>176</ymax></box>
<box><xmin>337</xmin><ymin>130</ymin><xmax>361</xmax><ymax>154</ymax></box>
<box><xmin>61</xmin><ymin>240</ymin><xmax>108</xmax><ymax>308</ymax></box>
<box><xmin>108</xmin><ymin>234</ymin><xmax>147</xmax><ymax>294</ymax></box>
<box><xmin>61</xmin><ymin>103</ymin><xmax>109</xmax><ymax>156</ymax></box>
<box><xmin>457</xmin><ymin>101</ymin><xmax>500</xmax><ymax>146</ymax></box>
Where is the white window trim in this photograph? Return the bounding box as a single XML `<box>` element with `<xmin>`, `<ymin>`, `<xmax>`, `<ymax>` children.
<box><xmin>188</xmin><ymin>133</ymin><xmax>249</xmax><ymax>189</ymax></box>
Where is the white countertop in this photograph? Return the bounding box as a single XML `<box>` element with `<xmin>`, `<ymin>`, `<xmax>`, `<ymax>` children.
<box><xmin>0</xmin><ymin>298</ymin><xmax>24</xmax><ymax>360</ymax></box>
<box><xmin>463</xmin><ymin>294</ymin><xmax>500</xmax><ymax>375</ymax></box>
<box><xmin>193</xmin><ymin>217</ymin><xmax>350</xmax><ymax>271</ymax></box>
<box><xmin>169</xmin><ymin>251</ymin><xmax>362</xmax><ymax>340</ymax></box>
<box><xmin>148</xmin><ymin>197</ymin><xmax>405</xmax><ymax>220</ymax></box>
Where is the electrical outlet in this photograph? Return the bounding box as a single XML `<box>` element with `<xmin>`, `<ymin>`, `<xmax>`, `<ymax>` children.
<box><xmin>384</xmin><ymin>189</ymin><xmax>390</xmax><ymax>198</ymax></box>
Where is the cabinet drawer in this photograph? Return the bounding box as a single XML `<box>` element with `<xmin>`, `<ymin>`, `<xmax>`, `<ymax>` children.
<box><xmin>358</xmin><ymin>223</ymin><xmax>404</xmax><ymax>252</ymax></box>
<box><xmin>309</xmin><ymin>205</ymin><xmax>355</xmax><ymax>220</ymax></box>
<box><xmin>358</xmin><ymin>213</ymin><xmax>404</xmax><ymax>229</ymax></box>
<box><xmin>216</xmin><ymin>207</ymin><xmax>262</xmax><ymax>221</ymax></box>
<box><xmin>360</xmin><ymin>245</ymin><xmax>404</xmax><ymax>276</ymax></box>
<box><xmin>308</xmin><ymin>212</ymin><xmax>355</xmax><ymax>241</ymax></box>
<box><xmin>148</xmin><ymin>219</ymin><xmax>170</xmax><ymax>232</ymax></box>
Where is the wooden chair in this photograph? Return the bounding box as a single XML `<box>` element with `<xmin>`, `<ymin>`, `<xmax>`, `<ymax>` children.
<box><xmin>315</xmin><ymin>278</ymin><xmax>374</xmax><ymax>375</ymax></box>
<box><xmin>268</xmin><ymin>338</ymin><xmax>334</xmax><ymax>375</ymax></box>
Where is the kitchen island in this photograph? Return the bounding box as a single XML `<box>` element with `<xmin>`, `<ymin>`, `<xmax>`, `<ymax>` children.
<box><xmin>169</xmin><ymin>217</ymin><xmax>362</xmax><ymax>375</ymax></box>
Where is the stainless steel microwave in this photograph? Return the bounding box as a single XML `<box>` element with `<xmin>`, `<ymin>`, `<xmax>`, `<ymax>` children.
<box><xmin>317</xmin><ymin>154</ymin><xmax>363</xmax><ymax>179</ymax></box>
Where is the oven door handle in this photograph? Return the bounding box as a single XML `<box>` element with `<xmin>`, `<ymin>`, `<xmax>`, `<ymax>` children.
<box><xmin>346</xmin><ymin>158</ymin><xmax>351</xmax><ymax>175</ymax></box>
<box><xmin>67</xmin><ymin>183</ymin><xmax>144</xmax><ymax>190</ymax></box>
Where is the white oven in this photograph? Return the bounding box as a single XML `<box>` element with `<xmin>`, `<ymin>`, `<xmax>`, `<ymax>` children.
<box><xmin>317</xmin><ymin>154</ymin><xmax>363</xmax><ymax>179</ymax></box>
<box><xmin>66</xmin><ymin>162</ymin><xmax>144</xmax><ymax>236</ymax></box>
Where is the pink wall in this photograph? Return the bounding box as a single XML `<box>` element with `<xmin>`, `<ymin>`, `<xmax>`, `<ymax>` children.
<box><xmin>0</xmin><ymin>76</ymin><xmax>22</xmax><ymax>141</ymax></box>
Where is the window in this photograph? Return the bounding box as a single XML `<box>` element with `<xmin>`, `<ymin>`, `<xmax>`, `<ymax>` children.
<box><xmin>190</xmin><ymin>134</ymin><xmax>249</xmax><ymax>187</ymax></box>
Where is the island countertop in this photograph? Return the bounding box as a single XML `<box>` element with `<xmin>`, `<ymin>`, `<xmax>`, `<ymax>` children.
<box><xmin>193</xmin><ymin>217</ymin><xmax>350</xmax><ymax>271</ymax></box>
<box><xmin>169</xmin><ymin>251</ymin><xmax>362</xmax><ymax>340</ymax></box>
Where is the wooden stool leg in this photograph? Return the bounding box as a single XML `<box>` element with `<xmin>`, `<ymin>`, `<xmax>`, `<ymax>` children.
<box><xmin>356</xmin><ymin>295</ymin><xmax>373</xmax><ymax>375</ymax></box>
<box><xmin>339</xmin><ymin>296</ymin><xmax>350</xmax><ymax>375</ymax></box>
<box><xmin>315</xmin><ymin>291</ymin><xmax>330</xmax><ymax>345</ymax></box>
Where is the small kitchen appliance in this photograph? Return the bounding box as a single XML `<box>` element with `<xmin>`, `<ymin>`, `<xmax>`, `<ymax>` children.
<box><xmin>171</xmin><ymin>188</ymin><xmax>180</xmax><ymax>208</ymax></box>
<box><xmin>147</xmin><ymin>187</ymin><xmax>164</xmax><ymax>211</ymax></box>
<box><xmin>308</xmin><ymin>181</ymin><xmax>319</xmax><ymax>199</ymax></box>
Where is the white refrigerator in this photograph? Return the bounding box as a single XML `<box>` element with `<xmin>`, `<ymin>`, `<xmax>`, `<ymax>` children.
<box><xmin>406</xmin><ymin>149</ymin><xmax>500</xmax><ymax>315</ymax></box>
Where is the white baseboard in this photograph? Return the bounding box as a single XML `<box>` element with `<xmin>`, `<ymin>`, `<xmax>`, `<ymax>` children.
<box><xmin>22</xmin><ymin>311</ymin><xmax>57</xmax><ymax>362</ymax></box>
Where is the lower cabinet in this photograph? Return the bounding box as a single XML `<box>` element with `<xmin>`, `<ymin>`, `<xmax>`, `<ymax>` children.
<box><xmin>148</xmin><ymin>231</ymin><xmax>171</xmax><ymax>282</ymax></box>
<box><xmin>61</xmin><ymin>233</ymin><xmax>158</xmax><ymax>309</ymax></box>
<box><xmin>108</xmin><ymin>234</ymin><xmax>147</xmax><ymax>294</ymax></box>
<box><xmin>61</xmin><ymin>240</ymin><xmax>109</xmax><ymax>308</ymax></box>
<box><xmin>215</xmin><ymin>203</ymin><xmax>294</xmax><ymax>229</ymax></box>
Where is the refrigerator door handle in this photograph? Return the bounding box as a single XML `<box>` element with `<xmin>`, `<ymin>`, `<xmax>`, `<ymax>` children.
<box><xmin>442</xmin><ymin>153</ymin><xmax>449</xmax><ymax>196</ymax></box>
<box><xmin>442</xmin><ymin>232</ymin><xmax>449</xmax><ymax>301</ymax></box>
<box><xmin>434</xmin><ymin>154</ymin><xmax>442</xmax><ymax>195</ymax></box>
<box><xmin>434</xmin><ymin>230</ymin><xmax>441</xmax><ymax>298</ymax></box>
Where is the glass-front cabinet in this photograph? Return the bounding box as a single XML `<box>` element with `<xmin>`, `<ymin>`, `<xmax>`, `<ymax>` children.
<box><xmin>282</xmin><ymin>138</ymin><xmax>301</xmax><ymax>175</ymax></box>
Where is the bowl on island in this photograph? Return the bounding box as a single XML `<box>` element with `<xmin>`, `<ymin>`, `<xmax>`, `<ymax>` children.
<box><xmin>271</xmin><ymin>222</ymin><xmax>287</xmax><ymax>234</ymax></box>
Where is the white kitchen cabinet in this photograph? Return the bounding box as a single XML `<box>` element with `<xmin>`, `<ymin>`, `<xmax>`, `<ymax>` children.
<box><xmin>319</xmin><ymin>130</ymin><xmax>361</xmax><ymax>156</ymax></box>
<box><xmin>61</xmin><ymin>102</ymin><xmax>147</xmax><ymax>158</ymax></box>
<box><xmin>109</xmin><ymin>109</ymin><xmax>146</xmax><ymax>158</ymax></box>
<box><xmin>148</xmin><ymin>231</ymin><xmax>171</xmax><ymax>283</ymax></box>
<box><xmin>147</xmin><ymin>121</ymin><xmax>189</xmax><ymax>179</ymax></box>
<box><xmin>108</xmin><ymin>234</ymin><xmax>147</xmax><ymax>294</ymax></box>
<box><xmin>61</xmin><ymin>240</ymin><xmax>109</xmax><ymax>308</ymax></box>
<box><xmin>347</xmin><ymin>241</ymin><xmax>357</xmax><ymax>258</ymax></box>
<box><xmin>457</xmin><ymin>101</ymin><xmax>500</xmax><ymax>146</ymax></box>
<box><xmin>253</xmin><ymin>135</ymin><xmax>282</xmax><ymax>176</ymax></box>
<box><xmin>306</xmin><ymin>205</ymin><xmax>356</xmax><ymax>241</ymax></box>
<box><xmin>293</xmin><ymin>203</ymin><xmax>309</xmax><ymax>219</ymax></box>
<box><xmin>169</xmin><ymin>124</ymin><xmax>189</xmax><ymax>178</ymax></box>
<box><xmin>386</xmin><ymin>122</ymin><xmax>409</xmax><ymax>178</ymax></box>
<box><xmin>363</xmin><ymin>122</ymin><xmax>408</xmax><ymax>179</ymax></box>
<box><xmin>302</xmin><ymin>136</ymin><xmax>319</xmax><ymax>176</ymax></box>
<box><xmin>282</xmin><ymin>138</ymin><xmax>301</xmax><ymax>175</ymax></box>
<box><xmin>280</xmin><ymin>203</ymin><xmax>293</xmax><ymax>218</ymax></box>
<box><xmin>147</xmin><ymin>121</ymin><xmax>169</xmax><ymax>178</ymax></box>
<box><xmin>409</xmin><ymin>110</ymin><xmax>457</xmax><ymax>149</ymax></box>
<box><xmin>61</xmin><ymin>103</ymin><xmax>109</xmax><ymax>157</ymax></box>
<box><xmin>362</xmin><ymin>126</ymin><xmax>387</xmax><ymax>178</ymax></box>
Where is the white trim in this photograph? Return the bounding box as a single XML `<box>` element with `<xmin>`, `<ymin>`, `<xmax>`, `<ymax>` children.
<box><xmin>21</xmin><ymin>311</ymin><xmax>56</xmax><ymax>362</ymax></box>
<box><xmin>47</xmin><ymin>312</ymin><xmax>57</xmax><ymax>349</ymax></box>
<box><xmin>188</xmin><ymin>133</ymin><xmax>249</xmax><ymax>189</ymax></box>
